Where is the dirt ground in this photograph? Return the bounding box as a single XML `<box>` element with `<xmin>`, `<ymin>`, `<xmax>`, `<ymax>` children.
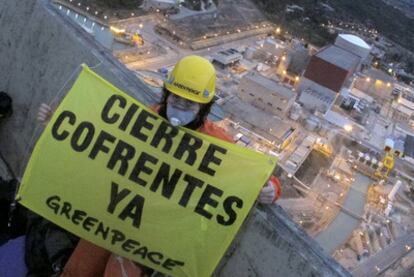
<box><xmin>161</xmin><ymin>0</ymin><xmax>269</xmax><ymax>41</ymax></box>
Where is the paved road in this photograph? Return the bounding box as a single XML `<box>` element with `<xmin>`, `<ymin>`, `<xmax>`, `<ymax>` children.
<box><xmin>352</xmin><ymin>232</ymin><xmax>414</xmax><ymax>277</ymax></box>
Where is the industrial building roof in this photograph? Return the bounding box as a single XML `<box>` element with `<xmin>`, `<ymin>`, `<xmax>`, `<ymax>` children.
<box><xmin>316</xmin><ymin>45</ymin><xmax>360</xmax><ymax>71</ymax></box>
<box><xmin>300</xmin><ymin>88</ymin><xmax>336</xmax><ymax>105</ymax></box>
<box><xmin>360</xmin><ymin>68</ymin><xmax>394</xmax><ymax>83</ymax></box>
<box><xmin>244</xmin><ymin>72</ymin><xmax>296</xmax><ymax>100</ymax></box>
<box><xmin>287</xmin><ymin>48</ymin><xmax>310</xmax><ymax>75</ymax></box>
<box><xmin>221</xmin><ymin>96</ymin><xmax>295</xmax><ymax>142</ymax></box>
<box><xmin>324</xmin><ymin>110</ymin><xmax>352</xmax><ymax>128</ymax></box>
<box><xmin>404</xmin><ymin>135</ymin><xmax>414</xmax><ymax>158</ymax></box>
<box><xmin>212</xmin><ymin>48</ymin><xmax>243</xmax><ymax>65</ymax></box>
<box><xmin>338</xmin><ymin>34</ymin><xmax>371</xmax><ymax>49</ymax></box>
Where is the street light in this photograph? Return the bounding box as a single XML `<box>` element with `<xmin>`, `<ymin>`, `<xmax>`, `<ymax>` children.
<box><xmin>344</xmin><ymin>124</ymin><xmax>353</xmax><ymax>133</ymax></box>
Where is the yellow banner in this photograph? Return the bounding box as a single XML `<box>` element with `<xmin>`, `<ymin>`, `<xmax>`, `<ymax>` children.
<box><xmin>17</xmin><ymin>65</ymin><xmax>277</xmax><ymax>277</ymax></box>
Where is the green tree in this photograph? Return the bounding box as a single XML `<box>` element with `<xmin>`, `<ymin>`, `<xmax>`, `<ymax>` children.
<box><xmin>95</xmin><ymin>0</ymin><xmax>141</xmax><ymax>8</ymax></box>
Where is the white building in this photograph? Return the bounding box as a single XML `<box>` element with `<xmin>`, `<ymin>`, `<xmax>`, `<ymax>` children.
<box><xmin>335</xmin><ymin>34</ymin><xmax>371</xmax><ymax>69</ymax></box>
<box><xmin>212</xmin><ymin>48</ymin><xmax>243</xmax><ymax>68</ymax></box>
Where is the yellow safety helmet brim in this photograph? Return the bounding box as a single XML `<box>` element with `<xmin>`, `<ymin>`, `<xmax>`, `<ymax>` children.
<box><xmin>165</xmin><ymin>55</ymin><xmax>216</xmax><ymax>104</ymax></box>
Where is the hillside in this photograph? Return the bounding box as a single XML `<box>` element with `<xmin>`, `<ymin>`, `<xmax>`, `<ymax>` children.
<box><xmin>254</xmin><ymin>0</ymin><xmax>414</xmax><ymax>52</ymax></box>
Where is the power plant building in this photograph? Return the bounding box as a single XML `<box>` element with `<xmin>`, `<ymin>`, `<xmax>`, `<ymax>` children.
<box><xmin>298</xmin><ymin>44</ymin><xmax>361</xmax><ymax>114</ymax></box>
<box><xmin>335</xmin><ymin>34</ymin><xmax>371</xmax><ymax>69</ymax></box>
<box><xmin>238</xmin><ymin>72</ymin><xmax>296</xmax><ymax>118</ymax></box>
<box><xmin>212</xmin><ymin>48</ymin><xmax>243</xmax><ymax>68</ymax></box>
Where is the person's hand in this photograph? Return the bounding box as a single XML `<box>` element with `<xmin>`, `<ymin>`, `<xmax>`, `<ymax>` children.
<box><xmin>37</xmin><ymin>103</ymin><xmax>53</xmax><ymax>125</ymax></box>
<box><xmin>258</xmin><ymin>180</ymin><xmax>276</xmax><ymax>204</ymax></box>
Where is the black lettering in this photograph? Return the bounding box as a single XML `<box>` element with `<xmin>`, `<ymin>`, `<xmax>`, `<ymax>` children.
<box><xmin>107</xmin><ymin>140</ymin><xmax>136</xmax><ymax>176</ymax></box>
<box><xmin>46</xmin><ymin>195</ymin><xmax>61</xmax><ymax>214</ymax></box>
<box><xmin>102</xmin><ymin>95</ymin><xmax>126</xmax><ymax>124</ymax></box>
<box><xmin>119</xmin><ymin>103</ymin><xmax>139</xmax><ymax>131</ymax></box>
<box><xmin>51</xmin><ymin>111</ymin><xmax>76</xmax><ymax>141</ymax></box>
<box><xmin>70</xmin><ymin>121</ymin><xmax>95</xmax><ymax>152</ymax></box>
<box><xmin>179</xmin><ymin>174</ymin><xmax>204</xmax><ymax>207</ymax></box>
<box><xmin>173</xmin><ymin>133</ymin><xmax>202</xmax><ymax>166</ymax></box>
<box><xmin>162</xmin><ymin>258</ymin><xmax>185</xmax><ymax>271</ymax></box>
<box><xmin>111</xmin><ymin>229</ymin><xmax>125</xmax><ymax>245</ymax></box>
<box><xmin>217</xmin><ymin>196</ymin><xmax>243</xmax><ymax>226</ymax></box>
<box><xmin>194</xmin><ymin>185</ymin><xmax>223</xmax><ymax>219</ymax></box>
<box><xmin>129</xmin><ymin>152</ymin><xmax>158</xmax><ymax>187</ymax></box>
<box><xmin>72</xmin><ymin>209</ymin><xmax>87</xmax><ymax>225</ymax></box>
<box><xmin>60</xmin><ymin>202</ymin><xmax>72</xmax><ymax>220</ymax></box>
<box><xmin>122</xmin><ymin>239</ymin><xmax>140</xmax><ymax>253</ymax></box>
<box><xmin>130</xmin><ymin>110</ymin><xmax>157</xmax><ymax>142</ymax></box>
<box><xmin>150</xmin><ymin>121</ymin><xmax>178</xmax><ymax>153</ymax></box>
<box><xmin>88</xmin><ymin>131</ymin><xmax>116</xmax><ymax>160</ymax></box>
<box><xmin>150</xmin><ymin>163</ymin><xmax>182</xmax><ymax>199</ymax></box>
<box><xmin>107</xmin><ymin>182</ymin><xmax>131</xmax><ymax>214</ymax></box>
<box><xmin>83</xmin><ymin>216</ymin><xmax>99</xmax><ymax>231</ymax></box>
<box><xmin>133</xmin><ymin>246</ymin><xmax>148</xmax><ymax>259</ymax></box>
<box><xmin>95</xmin><ymin>222</ymin><xmax>109</xmax><ymax>240</ymax></box>
<box><xmin>147</xmin><ymin>252</ymin><xmax>163</xmax><ymax>265</ymax></box>
<box><xmin>118</xmin><ymin>194</ymin><xmax>145</xmax><ymax>228</ymax></box>
<box><xmin>198</xmin><ymin>144</ymin><xmax>227</xmax><ymax>176</ymax></box>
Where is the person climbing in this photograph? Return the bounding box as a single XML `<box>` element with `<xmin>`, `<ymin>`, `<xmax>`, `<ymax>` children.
<box><xmin>37</xmin><ymin>55</ymin><xmax>282</xmax><ymax>276</ymax></box>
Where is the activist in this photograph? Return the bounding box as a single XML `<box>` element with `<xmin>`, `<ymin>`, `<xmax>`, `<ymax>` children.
<box><xmin>37</xmin><ymin>55</ymin><xmax>282</xmax><ymax>276</ymax></box>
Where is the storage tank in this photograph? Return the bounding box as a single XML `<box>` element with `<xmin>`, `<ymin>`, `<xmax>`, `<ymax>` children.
<box><xmin>335</xmin><ymin>34</ymin><xmax>371</xmax><ymax>62</ymax></box>
<box><xmin>384</xmin><ymin>138</ymin><xmax>394</xmax><ymax>152</ymax></box>
<box><xmin>394</xmin><ymin>140</ymin><xmax>404</xmax><ymax>157</ymax></box>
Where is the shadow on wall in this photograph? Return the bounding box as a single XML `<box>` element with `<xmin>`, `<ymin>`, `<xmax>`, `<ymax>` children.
<box><xmin>0</xmin><ymin>92</ymin><xmax>12</xmax><ymax>122</ymax></box>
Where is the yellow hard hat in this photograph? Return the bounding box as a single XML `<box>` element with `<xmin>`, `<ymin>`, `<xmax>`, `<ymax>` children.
<box><xmin>165</xmin><ymin>55</ymin><xmax>216</xmax><ymax>104</ymax></box>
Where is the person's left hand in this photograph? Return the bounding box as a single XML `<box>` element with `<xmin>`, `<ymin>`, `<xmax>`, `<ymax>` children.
<box><xmin>258</xmin><ymin>180</ymin><xmax>276</xmax><ymax>204</ymax></box>
<box><xmin>37</xmin><ymin>103</ymin><xmax>54</xmax><ymax>125</ymax></box>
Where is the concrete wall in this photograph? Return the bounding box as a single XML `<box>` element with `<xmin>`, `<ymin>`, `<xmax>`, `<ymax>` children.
<box><xmin>0</xmin><ymin>0</ymin><xmax>155</xmax><ymax>176</ymax></box>
<box><xmin>215</xmin><ymin>205</ymin><xmax>351</xmax><ymax>277</ymax></box>
<box><xmin>0</xmin><ymin>1</ymin><xmax>351</xmax><ymax>276</ymax></box>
